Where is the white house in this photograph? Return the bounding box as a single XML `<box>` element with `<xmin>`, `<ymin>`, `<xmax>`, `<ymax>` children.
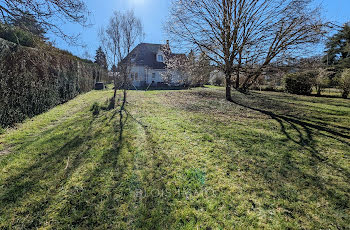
<box><xmin>121</xmin><ymin>41</ymin><xmax>187</xmax><ymax>88</ymax></box>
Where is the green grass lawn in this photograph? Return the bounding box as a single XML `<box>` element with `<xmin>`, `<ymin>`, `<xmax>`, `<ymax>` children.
<box><xmin>0</xmin><ymin>87</ymin><xmax>349</xmax><ymax>229</ymax></box>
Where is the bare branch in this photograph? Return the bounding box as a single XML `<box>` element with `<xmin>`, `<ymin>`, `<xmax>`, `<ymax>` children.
<box><xmin>0</xmin><ymin>0</ymin><xmax>90</xmax><ymax>44</ymax></box>
<box><xmin>166</xmin><ymin>0</ymin><xmax>329</xmax><ymax>100</ymax></box>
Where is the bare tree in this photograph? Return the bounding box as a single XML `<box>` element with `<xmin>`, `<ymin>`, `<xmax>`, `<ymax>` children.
<box><xmin>162</xmin><ymin>50</ymin><xmax>211</xmax><ymax>87</ymax></box>
<box><xmin>99</xmin><ymin>13</ymin><xmax>122</xmax><ymax>107</ymax></box>
<box><xmin>166</xmin><ymin>0</ymin><xmax>329</xmax><ymax>101</ymax></box>
<box><xmin>99</xmin><ymin>10</ymin><xmax>143</xmax><ymax>108</ymax></box>
<box><xmin>195</xmin><ymin>51</ymin><xmax>212</xmax><ymax>86</ymax></box>
<box><xmin>315</xmin><ymin>68</ymin><xmax>332</xmax><ymax>96</ymax></box>
<box><xmin>161</xmin><ymin>50</ymin><xmax>191</xmax><ymax>86</ymax></box>
<box><xmin>0</xmin><ymin>0</ymin><xmax>89</xmax><ymax>42</ymax></box>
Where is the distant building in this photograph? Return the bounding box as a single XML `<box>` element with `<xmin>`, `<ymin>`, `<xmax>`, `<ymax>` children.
<box><xmin>120</xmin><ymin>41</ymin><xmax>187</xmax><ymax>88</ymax></box>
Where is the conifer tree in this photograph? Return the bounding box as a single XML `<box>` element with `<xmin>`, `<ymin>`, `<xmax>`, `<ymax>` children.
<box><xmin>324</xmin><ymin>23</ymin><xmax>350</xmax><ymax>69</ymax></box>
<box><xmin>94</xmin><ymin>46</ymin><xmax>108</xmax><ymax>70</ymax></box>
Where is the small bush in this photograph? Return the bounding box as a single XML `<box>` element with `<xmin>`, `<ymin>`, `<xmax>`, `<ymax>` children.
<box><xmin>284</xmin><ymin>71</ymin><xmax>317</xmax><ymax>95</ymax></box>
<box><xmin>339</xmin><ymin>69</ymin><xmax>350</xmax><ymax>99</ymax></box>
<box><xmin>90</xmin><ymin>102</ymin><xmax>101</xmax><ymax>116</ymax></box>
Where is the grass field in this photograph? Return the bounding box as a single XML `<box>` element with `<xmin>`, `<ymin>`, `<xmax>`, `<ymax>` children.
<box><xmin>0</xmin><ymin>87</ymin><xmax>349</xmax><ymax>229</ymax></box>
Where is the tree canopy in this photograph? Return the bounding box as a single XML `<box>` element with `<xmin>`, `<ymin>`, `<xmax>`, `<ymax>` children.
<box><xmin>324</xmin><ymin>23</ymin><xmax>350</xmax><ymax>70</ymax></box>
<box><xmin>0</xmin><ymin>0</ymin><xmax>89</xmax><ymax>42</ymax></box>
<box><xmin>167</xmin><ymin>0</ymin><xmax>328</xmax><ymax>100</ymax></box>
<box><xmin>8</xmin><ymin>11</ymin><xmax>46</xmax><ymax>39</ymax></box>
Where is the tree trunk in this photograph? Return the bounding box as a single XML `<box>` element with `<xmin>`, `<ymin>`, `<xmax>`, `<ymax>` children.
<box><xmin>235</xmin><ymin>71</ymin><xmax>240</xmax><ymax>89</ymax></box>
<box><xmin>225</xmin><ymin>76</ymin><xmax>232</xmax><ymax>101</ymax></box>
<box><xmin>317</xmin><ymin>88</ymin><xmax>321</xmax><ymax>96</ymax></box>
<box><xmin>113</xmin><ymin>78</ymin><xmax>117</xmax><ymax>98</ymax></box>
<box><xmin>122</xmin><ymin>88</ymin><xmax>127</xmax><ymax>108</ymax></box>
<box><xmin>316</xmin><ymin>86</ymin><xmax>321</xmax><ymax>96</ymax></box>
<box><xmin>108</xmin><ymin>74</ymin><xmax>117</xmax><ymax>110</ymax></box>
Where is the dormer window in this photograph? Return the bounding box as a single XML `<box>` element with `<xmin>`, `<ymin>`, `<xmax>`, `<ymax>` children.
<box><xmin>157</xmin><ymin>54</ymin><xmax>164</xmax><ymax>62</ymax></box>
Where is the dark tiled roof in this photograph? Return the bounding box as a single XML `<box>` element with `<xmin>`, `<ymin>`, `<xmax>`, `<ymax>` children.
<box><xmin>124</xmin><ymin>43</ymin><xmax>187</xmax><ymax>70</ymax></box>
<box><xmin>126</xmin><ymin>43</ymin><xmax>167</xmax><ymax>69</ymax></box>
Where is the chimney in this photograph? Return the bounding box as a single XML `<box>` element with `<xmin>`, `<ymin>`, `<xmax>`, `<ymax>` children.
<box><xmin>163</xmin><ymin>40</ymin><xmax>171</xmax><ymax>55</ymax></box>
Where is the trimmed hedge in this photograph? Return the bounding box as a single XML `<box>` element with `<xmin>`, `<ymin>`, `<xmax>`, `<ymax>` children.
<box><xmin>284</xmin><ymin>71</ymin><xmax>317</xmax><ymax>95</ymax></box>
<box><xmin>0</xmin><ymin>38</ymin><xmax>106</xmax><ymax>127</ymax></box>
<box><xmin>0</xmin><ymin>24</ymin><xmax>37</xmax><ymax>47</ymax></box>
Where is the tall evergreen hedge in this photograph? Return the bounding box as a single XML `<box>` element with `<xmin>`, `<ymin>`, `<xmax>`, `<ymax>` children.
<box><xmin>0</xmin><ymin>38</ymin><xmax>106</xmax><ymax>127</ymax></box>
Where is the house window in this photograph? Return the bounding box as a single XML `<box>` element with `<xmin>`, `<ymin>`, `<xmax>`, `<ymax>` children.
<box><xmin>131</xmin><ymin>73</ymin><xmax>134</xmax><ymax>80</ymax></box>
<box><xmin>152</xmin><ymin>73</ymin><xmax>156</xmax><ymax>79</ymax></box>
<box><xmin>135</xmin><ymin>73</ymin><xmax>138</xmax><ymax>81</ymax></box>
<box><xmin>157</xmin><ymin>55</ymin><xmax>164</xmax><ymax>62</ymax></box>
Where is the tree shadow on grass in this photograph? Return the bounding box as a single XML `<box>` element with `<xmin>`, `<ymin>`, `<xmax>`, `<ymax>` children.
<box><xmin>227</xmin><ymin>96</ymin><xmax>350</xmax><ymax>220</ymax></box>
<box><xmin>0</xmin><ymin>93</ymin><xmax>153</xmax><ymax>228</ymax></box>
<box><xmin>0</xmin><ymin>114</ymin><xmax>103</xmax><ymax>228</ymax></box>
<box><xmin>53</xmin><ymin>97</ymin><xmax>174</xmax><ymax>229</ymax></box>
<box><xmin>46</xmin><ymin>93</ymin><xmax>164</xmax><ymax>228</ymax></box>
<box><xmin>181</xmin><ymin>89</ymin><xmax>349</xmax><ymax>146</ymax></box>
<box><xmin>176</xmin><ymin>89</ymin><xmax>350</xmax><ymax>225</ymax></box>
<box><xmin>232</xmin><ymin>99</ymin><xmax>349</xmax><ymax>144</ymax></box>
<box><xmin>48</xmin><ymin>93</ymin><xmax>174</xmax><ymax>228</ymax></box>
<box><xmin>48</xmin><ymin>106</ymin><xmax>131</xmax><ymax>228</ymax></box>
<box><xmin>112</xmin><ymin>105</ymin><xmax>178</xmax><ymax>229</ymax></box>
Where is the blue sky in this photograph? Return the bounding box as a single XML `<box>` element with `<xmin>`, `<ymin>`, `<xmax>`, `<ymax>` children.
<box><xmin>51</xmin><ymin>0</ymin><xmax>350</xmax><ymax>59</ymax></box>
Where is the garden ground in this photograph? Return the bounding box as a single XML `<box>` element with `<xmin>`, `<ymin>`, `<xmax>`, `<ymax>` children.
<box><xmin>0</xmin><ymin>87</ymin><xmax>349</xmax><ymax>229</ymax></box>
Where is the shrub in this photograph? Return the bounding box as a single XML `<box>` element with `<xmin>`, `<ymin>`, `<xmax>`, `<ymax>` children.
<box><xmin>284</xmin><ymin>71</ymin><xmax>317</xmax><ymax>95</ymax></box>
<box><xmin>339</xmin><ymin>69</ymin><xmax>350</xmax><ymax>99</ymax></box>
<box><xmin>90</xmin><ymin>102</ymin><xmax>101</xmax><ymax>116</ymax></box>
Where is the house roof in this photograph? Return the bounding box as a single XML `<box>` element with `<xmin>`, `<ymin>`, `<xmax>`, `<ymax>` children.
<box><xmin>126</xmin><ymin>43</ymin><xmax>168</xmax><ymax>69</ymax></box>
<box><xmin>124</xmin><ymin>42</ymin><xmax>186</xmax><ymax>70</ymax></box>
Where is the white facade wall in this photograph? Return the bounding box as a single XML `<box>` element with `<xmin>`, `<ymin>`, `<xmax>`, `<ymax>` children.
<box><xmin>146</xmin><ymin>69</ymin><xmax>165</xmax><ymax>84</ymax></box>
<box><xmin>129</xmin><ymin>65</ymin><xmax>166</xmax><ymax>87</ymax></box>
<box><xmin>129</xmin><ymin>65</ymin><xmax>145</xmax><ymax>87</ymax></box>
